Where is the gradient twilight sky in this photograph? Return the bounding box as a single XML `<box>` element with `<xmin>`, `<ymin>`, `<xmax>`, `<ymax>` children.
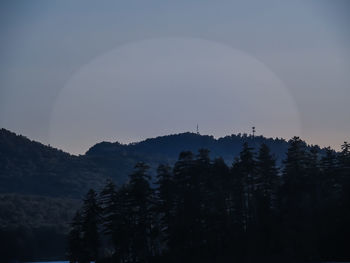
<box><xmin>0</xmin><ymin>0</ymin><xmax>349</xmax><ymax>154</ymax></box>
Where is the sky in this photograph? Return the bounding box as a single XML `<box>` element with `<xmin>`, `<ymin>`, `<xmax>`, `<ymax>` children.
<box><xmin>0</xmin><ymin>0</ymin><xmax>349</xmax><ymax>154</ymax></box>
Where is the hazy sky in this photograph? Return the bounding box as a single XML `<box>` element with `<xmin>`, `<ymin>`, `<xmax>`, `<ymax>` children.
<box><xmin>0</xmin><ymin>0</ymin><xmax>349</xmax><ymax>154</ymax></box>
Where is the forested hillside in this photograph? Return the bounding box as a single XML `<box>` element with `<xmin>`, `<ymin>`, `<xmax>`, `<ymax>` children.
<box><xmin>0</xmin><ymin>128</ymin><xmax>334</xmax><ymax>262</ymax></box>
<box><xmin>1</xmin><ymin>128</ymin><xmax>311</xmax><ymax>198</ymax></box>
<box><xmin>0</xmin><ymin>128</ymin><xmax>105</xmax><ymax>198</ymax></box>
<box><xmin>69</xmin><ymin>139</ymin><xmax>350</xmax><ymax>263</ymax></box>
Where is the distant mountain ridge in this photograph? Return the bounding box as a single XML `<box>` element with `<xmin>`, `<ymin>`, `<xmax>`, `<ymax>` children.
<box><xmin>87</xmin><ymin>132</ymin><xmax>290</xmax><ymax>161</ymax></box>
<box><xmin>0</xmin><ymin>128</ymin><xmax>325</xmax><ymax>198</ymax></box>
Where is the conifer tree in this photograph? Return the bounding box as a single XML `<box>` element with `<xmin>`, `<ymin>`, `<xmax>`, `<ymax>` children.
<box><xmin>113</xmin><ymin>185</ymin><xmax>132</xmax><ymax>263</ymax></box>
<box><xmin>126</xmin><ymin>162</ymin><xmax>154</xmax><ymax>263</ymax></box>
<box><xmin>155</xmin><ymin>164</ymin><xmax>174</xmax><ymax>250</ymax></box>
<box><xmin>99</xmin><ymin>179</ymin><xmax>118</xmax><ymax>235</ymax></box>
<box><xmin>337</xmin><ymin>142</ymin><xmax>350</xmax><ymax>258</ymax></box>
<box><xmin>68</xmin><ymin>211</ymin><xmax>83</xmax><ymax>263</ymax></box>
<box><xmin>256</xmin><ymin>143</ymin><xmax>278</xmax><ymax>208</ymax></box>
<box><xmin>81</xmin><ymin>189</ymin><xmax>101</xmax><ymax>262</ymax></box>
<box><xmin>170</xmin><ymin>151</ymin><xmax>196</xmax><ymax>261</ymax></box>
<box><xmin>283</xmin><ymin>137</ymin><xmax>307</xmax><ymax>189</ymax></box>
<box><xmin>230</xmin><ymin>157</ymin><xmax>245</xmax><ymax>234</ymax></box>
<box><xmin>281</xmin><ymin>137</ymin><xmax>309</xmax><ymax>260</ymax></box>
<box><xmin>254</xmin><ymin>143</ymin><xmax>279</xmax><ymax>258</ymax></box>
<box><xmin>339</xmin><ymin>142</ymin><xmax>350</xmax><ymax>190</ymax></box>
<box><xmin>235</xmin><ymin>142</ymin><xmax>256</xmax><ymax>230</ymax></box>
<box><xmin>206</xmin><ymin>157</ymin><xmax>230</xmax><ymax>260</ymax></box>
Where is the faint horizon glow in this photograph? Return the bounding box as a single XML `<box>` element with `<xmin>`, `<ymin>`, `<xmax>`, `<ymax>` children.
<box><xmin>0</xmin><ymin>1</ymin><xmax>349</xmax><ymax>153</ymax></box>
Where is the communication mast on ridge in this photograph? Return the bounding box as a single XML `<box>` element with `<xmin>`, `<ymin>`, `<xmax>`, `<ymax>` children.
<box><xmin>252</xmin><ymin>126</ymin><xmax>256</xmax><ymax>138</ymax></box>
<box><xmin>196</xmin><ymin>124</ymin><xmax>200</xmax><ymax>135</ymax></box>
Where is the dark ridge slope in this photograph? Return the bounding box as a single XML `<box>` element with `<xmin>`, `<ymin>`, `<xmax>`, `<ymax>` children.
<box><xmin>1</xmin><ymin>128</ymin><xmax>326</xmax><ymax>198</ymax></box>
<box><xmin>0</xmin><ymin>129</ymin><xmax>105</xmax><ymax>198</ymax></box>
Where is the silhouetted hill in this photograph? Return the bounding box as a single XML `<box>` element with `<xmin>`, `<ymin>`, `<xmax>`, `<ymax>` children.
<box><xmin>85</xmin><ymin>132</ymin><xmax>296</xmax><ymax>185</ymax></box>
<box><xmin>87</xmin><ymin>132</ymin><xmax>291</xmax><ymax>163</ymax></box>
<box><xmin>0</xmin><ymin>128</ymin><xmax>325</xmax><ymax>199</ymax></box>
<box><xmin>0</xmin><ymin>128</ymin><xmax>106</xmax><ymax>198</ymax></box>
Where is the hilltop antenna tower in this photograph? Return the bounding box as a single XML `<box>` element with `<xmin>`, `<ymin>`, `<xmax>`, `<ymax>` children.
<box><xmin>252</xmin><ymin>126</ymin><xmax>256</xmax><ymax>138</ymax></box>
<box><xmin>196</xmin><ymin>124</ymin><xmax>199</xmax><ymax>135</ymax></box>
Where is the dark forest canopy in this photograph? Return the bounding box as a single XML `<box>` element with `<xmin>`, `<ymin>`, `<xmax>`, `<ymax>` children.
<box><xmin>0</xmin><ymin>128</ymin><xmax>348</xmax><ymax>262</ymax></box>
<box><xmin>69</xmin><ymin>139</ymin><xmax>350</xmax><ymax>263</ymax></box>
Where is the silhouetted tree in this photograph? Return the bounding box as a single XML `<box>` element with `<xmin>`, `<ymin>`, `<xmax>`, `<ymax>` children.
<box><xmin>204</xmin><ymin>157</ymin><xmax>230</xmax><ymax>261</ymax></box>
<box><xmin>67</xmin><ymin>140</ymin><xmax>350</xmax><ymax>263</ymax></box>
<box><xmin>155</xmin><ymin>164</ymin><xmax>174</xmax><ymax>253</ymax></box>
<box><xmin>170</xmin><ymin>151</ymin><xmax>198</xmax><ymax>262</ymax></box>
<box><xmin>254</xmin><ymin>143</ymin><xmax>279</xmax><ymax>258</ymax></box>
<box><xmin>81</xmin><ymin>189</ymin><xmax>101</xmax><ymax>262</ymax></box>
<box><xmin>235</xmin><ymin>143</ymin><xmax>256</xmax><ymax>231</ymax></box>
<box><xmin>68</xmin><ymin>211</ymin><xmax>83</xmax><ymax>263</ymax></box>
<box><xmin>112</xmin><ymin>185</ymin><xmax>132</xmax><ymax>263</ymax></box>
<box><xmin>99</xmin><ymin>179</ymin><xmax>118</xmax><ymax>234</ymax></box>
<box><xmin>336</xmin><ymin>142</ymin><xmax>350</xmax><ymax>259</ymax></box>
<box><xmin>280</xmin><ymin>137</ymin><xmax>310</xmax><ymax>260</ymax></box>
<box><xmin>126</xmin><ymin>162</ymin><xmax>154</xmax><ymax>263</ymax></box>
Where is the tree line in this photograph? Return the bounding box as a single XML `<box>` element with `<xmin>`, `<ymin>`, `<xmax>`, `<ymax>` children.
<box><xmin>68</xmin><ymin>137</ymin><xmax>350</xmax><ymax>263</ymax></box>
